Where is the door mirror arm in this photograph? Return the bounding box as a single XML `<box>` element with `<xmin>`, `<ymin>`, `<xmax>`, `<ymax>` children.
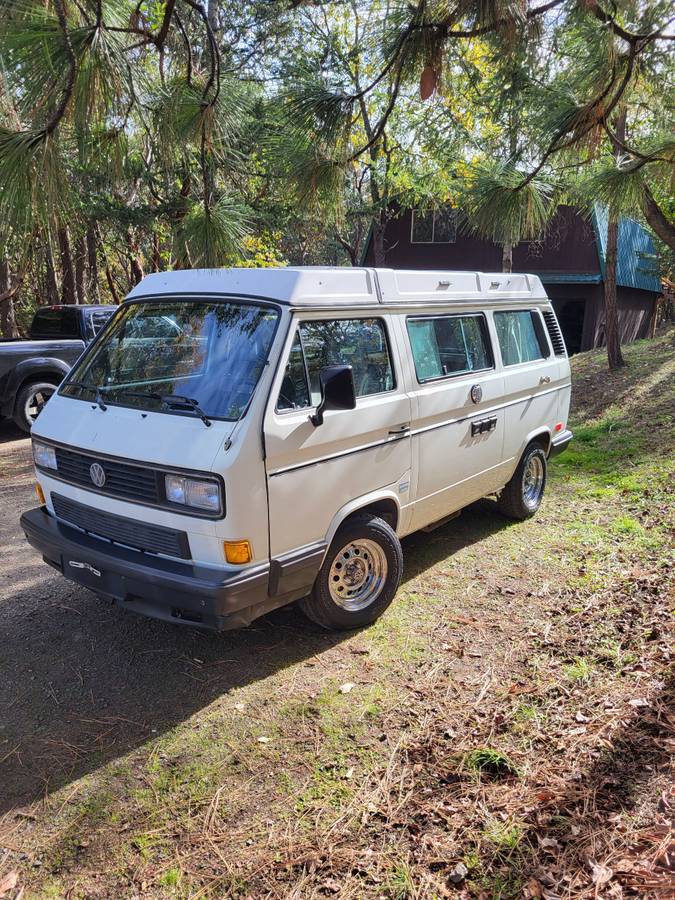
<box><xmin>310</xmin><ymin>365</ymin><xmax>356</xmax><ymax>427</ymax></box>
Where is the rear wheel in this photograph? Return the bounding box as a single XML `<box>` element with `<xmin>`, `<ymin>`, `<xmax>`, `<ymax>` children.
<box><xmin>13</xmin><ymin>381</ymin><xmax>58</xmax><ymax>433</ymax></box>
<box><xmin>300</xmin><ymin>513</ymin><xmax>403</xmax><ymax>630</ymax></box>
<box><xmin>497</xmin><ymin>443</ymin><xmax>547</xmax><ymax>520</ymax></box>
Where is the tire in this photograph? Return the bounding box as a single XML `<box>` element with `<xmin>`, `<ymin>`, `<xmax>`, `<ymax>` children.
<box><xmin>300</xmin><ymin>513</ymin><xmax>403</xmax><ymax>631</ymax></box>
<box><xmin>497</xmin><ymin>443</ymin><xmax>547</xmax><ymax>521</ymax></box>
<box><xmin>13</xmin><ymin>381</ymin><xmax>58</xmax><ymax>433</ymax></box>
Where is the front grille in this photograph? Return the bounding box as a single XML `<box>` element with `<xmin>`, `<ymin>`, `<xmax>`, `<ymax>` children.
<box><xmin>54</xmin><ymin>446</ymin><xmax>159</xmax><ymax>504</ymax></box>
<box><xmin>52</xmin><ymin>493</ymin><xmax>190</xmax><ymax>559</ymax></box>
<box><xmin>542</xmin><ymin>310</ymin><xmax>566</xmax><ymax>355</ymax></box>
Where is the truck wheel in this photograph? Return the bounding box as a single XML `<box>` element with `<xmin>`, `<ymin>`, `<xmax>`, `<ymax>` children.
<box><xmin>14</xmin><ymin>381</ymin><xmax>58</xmax><ymax>433</ymax></box>
<box><xmin>497</xmin><ymin>443</ymin><xmax>547</xmax><ymax>520</ymax></box>
<box><xmin>300</xmin><ymin>513</ymin><xmax>403</xmax><ymax>631</ymax></box>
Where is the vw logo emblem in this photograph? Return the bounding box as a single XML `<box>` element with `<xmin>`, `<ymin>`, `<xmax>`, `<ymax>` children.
<box><xmin>470</xmin><ymin>384</ymin><xmax>483</xmax><ymax>404</ymax></box>
<box><xmin>89</xmin><ymin>462</ymin><xmax>106</xmax><ymax>487</ymax></box>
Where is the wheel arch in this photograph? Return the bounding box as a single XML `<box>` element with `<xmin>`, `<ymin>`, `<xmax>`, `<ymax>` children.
<box><xmin>522</xmin><ymin>427</ymin><xmax>552</xmax><ymax>457</ymax></box>
<box><xmin>324</xmin><ymin>489</ymin><xmax>402</xmax><ymax>549</ymax></box>
<box><xmin>10</xmin><ymin>359</ymin><xmax>70</xmax><ymax>413</ymax></box>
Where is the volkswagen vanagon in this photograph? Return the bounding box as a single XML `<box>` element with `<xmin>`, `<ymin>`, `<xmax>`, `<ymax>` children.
<box><xmin>21</xmin><ymin>268</ymin><xmax>572</xmax><ymax>631</ymax></box>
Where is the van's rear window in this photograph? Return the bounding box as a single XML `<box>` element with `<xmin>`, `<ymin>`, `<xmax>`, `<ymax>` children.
<box><xmin>60</xmin><ymin>300</ymin><xmax>279</xmax><ymax>421</ymax></box>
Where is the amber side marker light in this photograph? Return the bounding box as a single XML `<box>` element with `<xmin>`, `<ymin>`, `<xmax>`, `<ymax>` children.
<box><xmin>35</xmin><ymin>483</ymin><xmax>45</xmax><ymax>505</ymax></box>
<box><xmin>224</xmin><ymin>540</ymin><xmax>252</xmax><ymax>565</ymax></box>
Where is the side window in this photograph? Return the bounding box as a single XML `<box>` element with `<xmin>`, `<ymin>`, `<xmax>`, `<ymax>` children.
<box><xmin>494</xmin><ymin>310</ymin><xmax>548</xmax><ymax>366</ymax></box>
<box><xmin>276</xmin><ymin>331</ymin><xmax>311</xmax><ymax>411</ymax></box>
<box><xmin>407</xmin><ymin>314</ymin><xmax>492</xmax><ymax>382</ymax></box>
<box><xmin>276</xmin><ymin>318</ymin><xmax>394</xmax><ymax>411</ymax></box>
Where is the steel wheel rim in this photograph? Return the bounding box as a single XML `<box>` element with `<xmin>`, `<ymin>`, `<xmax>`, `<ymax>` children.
<box><xmin>328</xmin><ymin>538</ymin><xmax>388</xmax><ymax>611</ymax></box>
<box><xmin>27</xmin><ymin>388</ymin><xmax>55</xmax><ymax>422</ymax></box>
<box><xmin>522</xmin><ymin>454</ymin><xmax>544</xmax><ymax>508</ymax></box>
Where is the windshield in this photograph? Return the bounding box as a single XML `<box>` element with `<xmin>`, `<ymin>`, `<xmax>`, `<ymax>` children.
<box><xmin>60</xmin><ymin>299</ymin><xmax>280</xmax><ymax>420</ymax></box>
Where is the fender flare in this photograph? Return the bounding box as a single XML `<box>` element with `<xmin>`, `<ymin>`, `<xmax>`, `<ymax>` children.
<box><xmin>519</xmin><ymin>427</ymin><xmax>553</xmax><ymax>461</ymax></box>
<box><xmin>324</xmin><ymin>487</ymin><xmax>402</xmax><ymax>550</ymax></box>
<box><xmin>2</xmin><ymin>357</ymin><xmax>71</xmax><ymax>416</ymax></box>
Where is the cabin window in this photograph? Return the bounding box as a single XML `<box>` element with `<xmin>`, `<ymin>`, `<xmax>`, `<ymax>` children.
<box><xmin>276</xmin><ymin>318</ymin><xmax>395</xmax><ymax>411</ymax></box>
<box><xmin>411</xmin><ymin>208</ymin><xmax>457</xmax><ymax>244</ymax></box>
<box><xmin>494</xmin><ymin>310</ymin><xmax>549</xmax><ymax>366</ymax></box>
<box><xmin>407</xmin><ymin>314</ymin><xmax>493</xmax><ymax>382</ymax></box>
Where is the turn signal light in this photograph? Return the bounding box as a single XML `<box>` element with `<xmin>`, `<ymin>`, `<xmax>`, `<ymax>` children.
<box><xmin>35</xmin><ymin>482</ymin><xmax>45</xmax><ymax>505</ymax></box>
<box><xmin>224</xmin><ymin>540</ymin><xmax>252</xmax><ymax>565</ymax></box>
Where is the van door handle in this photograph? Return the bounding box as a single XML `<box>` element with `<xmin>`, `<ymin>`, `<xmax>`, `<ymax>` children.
<box><xmin>388</xmin><ymin>423</ymin><xmax>410</xmax><ymax>435</ymax></box>
<box><xmin>539</xmin><ymin>376</ymin><xmax>551</xmax><ymax>385</ymax></box>
<box><xmin>471</xmin><ymin>416</ymin><xmax>497</xmax><ymax>437</ymax></box>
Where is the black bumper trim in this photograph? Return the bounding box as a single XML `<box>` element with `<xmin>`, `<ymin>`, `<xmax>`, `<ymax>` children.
<box><xmin>549</xmin><ymin>429</ymin><xmax>573</xmax><ymax>458</ymax></box>
<box><xmin>268</xmin><ymin>541</ymin><xmax>326</xmax><ymax>598</ymax></box>
<box><xmin>21</xmin><ymin>506</ymin><xmax>270</xmax><ymax>631</ymax></box>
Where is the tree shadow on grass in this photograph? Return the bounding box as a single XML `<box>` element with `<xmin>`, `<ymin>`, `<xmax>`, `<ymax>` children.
<box><xmin>487</xmin><ymin>670</ymin><xmax>674</xmax><ymax>897</ymax></box>
<box><xmin>0</xmin><ymin>500</ymin><xmax>513</xmax><ymax>815</ymax></box>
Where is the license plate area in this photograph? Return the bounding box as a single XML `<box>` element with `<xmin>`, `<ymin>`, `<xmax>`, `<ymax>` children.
<box><xmin>64</xmin><ymin>557</ymin><xmax>114</xmax><ymax>593</ymax></box>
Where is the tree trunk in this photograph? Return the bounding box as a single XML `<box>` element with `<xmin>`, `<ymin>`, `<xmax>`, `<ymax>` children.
<box><xmin>126</xmin><ymin>229</ymin><xmax>144</xmax><ymax>285</ymax></box>
<box><xmin>0</xmin><ymin>260</ymin><xmax>20</xmax><ymax>338</ymax></box>
<box><xmin>58</xmin><ymin>227</ymin><xmax>77</xmax><ymax>305</ymax></box>
<box><xmin>151</xmin><ymin>230</ymin><xmax>162</xmax><ymax>272</ymax></box>
<box><xmin>371</xmin><ymin>216</ymin><xmax>386</xmax><ymax>267</ymax></box>
<box><xmin>643</xmin><ymin>184</ymin><xmax>675</xmax><ymax>251</ymax></box>
<box><xmin>45</xmin><ymin>238</ymin><xmax>60</xmax><ymax>305</ymax></box>
<box><xmin>75</xmin><ymin>234</ymin><xmax>86</xmax><ymax>304</ymax></box>
<box><xmin>603</xmin><ymin>110</ymin><xmax>627</xmax><ymax>369</ymax></box>
<box><xmin>502</xmin><ymin>241</ymin><xmax>513</xmax><ymax>273</ymax></box>
<box><xmin>104</xmin><ymin>265</ymin><xmax>121</xmax><ymax>305</ymax></box>
<box><xmin>86</xmin><ymin>226</ymin><xmax>100</xmax><ymax>302</ymax></box>
<box><xmin>603</xmin><ymin>214</ymin><xmax>625</xmax><ymax>369</ymax></box>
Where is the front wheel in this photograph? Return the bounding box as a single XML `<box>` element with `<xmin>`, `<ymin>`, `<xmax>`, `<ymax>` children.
<box><xmin>300</xmin><ymin>513</ymin><xmax>403</xmax><ymax>631</ymax></box>
<box><xmin>13</xmin><ymin>381</ymin><xmax>58</xmax><ymax>433</ymax></box>
<box><xmin>497</xmin><ymin>443</ymin><xmax>547</xmax><ymax>520</ymax></box>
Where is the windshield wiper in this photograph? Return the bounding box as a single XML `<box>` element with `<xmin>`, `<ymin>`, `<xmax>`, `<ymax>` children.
<box><xmin>89</xmin><ymin>387</ymin><xmax>212</xmax><ymax>427</ymax></box>
<box><xmin>66</xmin><ymin>380</ymin><xmax>107</xmax><ymax>411</ymax></box>
<box><xmin>160</xmin><ymin>394</ymin><xmax>212</xmax><ymax>428</ymax></box>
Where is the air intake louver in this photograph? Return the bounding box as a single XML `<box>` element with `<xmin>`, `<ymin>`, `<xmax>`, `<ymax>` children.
<box><xmin>52</xmin><ymin>493</ymin><xmax>190</xmax><ymax>559</ymax></box>
<box><xmin>542</xmin><ymin>310</ymin><xmax>566</xmax><ymax>355</ymax></box>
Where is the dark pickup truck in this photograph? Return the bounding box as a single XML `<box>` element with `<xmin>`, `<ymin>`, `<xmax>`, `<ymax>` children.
<box><xmin>0</xmin><ymin>304</ymin><xmax>115</xmax><ymax>433</ymax></box>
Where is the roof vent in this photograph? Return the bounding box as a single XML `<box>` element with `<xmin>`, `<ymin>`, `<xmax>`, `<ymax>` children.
<box><xmin>542</xmin><ymin>310</ymin><xmax>566</xmax><ymax>355</ymax></box>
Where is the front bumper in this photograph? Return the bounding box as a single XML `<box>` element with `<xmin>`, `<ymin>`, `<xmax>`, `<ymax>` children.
<box><xmin>20</xmin><ymin>506</ymin><xmax>270</xmax><ymax>631</ymax></box>
<box><xmin>549</xmin><ymin>428</ymin><xmax>573</xmax><ymax>458</ymax></box>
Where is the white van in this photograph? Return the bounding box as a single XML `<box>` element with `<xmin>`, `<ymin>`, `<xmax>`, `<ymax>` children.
<box><xmin>22</xmin><ymin>268</ymin><xmax>572</xmax><ymax>631</ymax></box>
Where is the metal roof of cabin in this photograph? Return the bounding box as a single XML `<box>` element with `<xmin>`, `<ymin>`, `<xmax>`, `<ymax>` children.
<box><xmin>592</xmin><ymin>205</ymin><xmax>661</xmax><ymax>294</ymax></box>
<box><xmin>127</xmin><ymin>267</ymin><xmax>548</xmax><ymax>306</ymax></box>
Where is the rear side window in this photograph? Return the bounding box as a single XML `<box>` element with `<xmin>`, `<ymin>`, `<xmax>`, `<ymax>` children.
<box><xmin>494</xmin><ymin>310</ymin><xmax>549</xmax><ymax>366</ymax></box>
<box><xmin>276</xmin><ymin>318</ymin><xmax>394</xmax><ymax>411</ymax></box>
<box><xmin>407</xmin><ymin>314</ymin><xmax>492</xmax><ymax>382</ymax></box>
<box><xmin>31</xmin><ymin>308</ymin><xmax>79</xmax><ymax>338</ymax></box>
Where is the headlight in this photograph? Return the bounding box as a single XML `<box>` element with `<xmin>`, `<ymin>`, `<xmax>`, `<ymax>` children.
<box><xmin>33</xmin><ymin>441</ymin><xmax>57</xmax><ymax>471</ymax></box>
<box><xmin>165</xmin><ymin>474</ymin><xmax>221</xmax><ymax>512</ymax></box>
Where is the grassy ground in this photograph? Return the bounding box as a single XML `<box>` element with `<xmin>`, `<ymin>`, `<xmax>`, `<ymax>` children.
<box><xmin>1</xmin><ymin>331</ymin><xmax>673</xmax><ymax>899</ymax></box>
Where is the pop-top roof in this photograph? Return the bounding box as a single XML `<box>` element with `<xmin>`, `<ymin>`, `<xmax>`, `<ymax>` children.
<box><xmin>127</xmin><ymin>267</ymin><xmax>548</xmax><ymax>306</ymax></box>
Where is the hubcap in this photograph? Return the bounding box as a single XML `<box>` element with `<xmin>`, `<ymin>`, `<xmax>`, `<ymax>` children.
<box><xmin>522</xmin><ymin>454</ymin><xmax>544</xmax><ymax>508</ymax></box>
<box><xmin>328</xmin><ymin>538</ymin><xmax>388</xmax><ymax>611</ymax></box>
<box><xmin>27</xmin><ymin>388</ymin><xmax>55</xmax><ymax>422</ymax></box>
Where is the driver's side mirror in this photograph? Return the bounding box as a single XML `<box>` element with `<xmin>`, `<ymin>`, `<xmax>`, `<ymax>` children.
<box><xmin>310</xmin><ymin>365</ymin><xmax>356</xmax><ymax>427</ymax></box>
